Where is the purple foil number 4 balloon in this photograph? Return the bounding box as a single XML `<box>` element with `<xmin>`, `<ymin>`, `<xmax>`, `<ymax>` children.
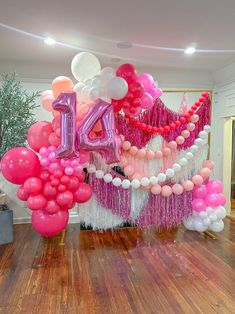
<box><xmin>53</xmin><ymin>92</ymin><xmax>121</xmax><ymax>164</ymax></box>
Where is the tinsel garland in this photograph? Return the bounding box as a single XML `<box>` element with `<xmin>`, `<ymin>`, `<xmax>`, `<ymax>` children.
<box><xmin>115</xmin><ymin>98</ymin><xmax>210</xmax><ymax>149</ymax></box>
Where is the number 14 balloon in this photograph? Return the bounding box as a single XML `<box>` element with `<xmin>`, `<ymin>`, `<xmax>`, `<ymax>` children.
<box><xmin>53</xmin><ymin>92</ymin><xmax>121</xmax><ymax>164</ymax></box>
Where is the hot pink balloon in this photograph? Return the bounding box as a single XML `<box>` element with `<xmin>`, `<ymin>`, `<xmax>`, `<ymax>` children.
<box><xmin>27</xmin><ymin>121</ymin><xmax>53</xmax><ymax>152</ymax></box>
<box><xmin>23</xmin><ymin>177</ymin><xmax>42</xmax><ymax>195</ymax></box>
<box><xmin>1</xmin><ymin>147</ymin><xmax>41</xmax><ymax>185</ymax></box>
<box><xmin>79</xmin><ymin>150</ymin><xmax>90</xmax><ymax>164</ymax></box>
<box><xmin>218</xmin><ymin>194</ymin><xmax>226</xmax><ymax>206</ymax></box>
<box><xmin>207</xmin><ymin>180</ymin><xmax>223</xmax><ymax>194</ymax></box>
<box><xmin>32</xmin><ymin>210</ymin><xmax>68</xmax><ymax>237</ymax></box>
<box><xmin>77</xmin><ymin>99</ymin><xmax>121</xmax><ymax>164</ymax></box>
<box><xmin>137</xmin><ymin>73</ymin><xmax>154</xmax><ymax>92</ymax></box>
<box><xmin>116</xmin><ymin>64</ymin><xmax>137</xmax><ymax>83</ymax></box>
<box><xmin>56</xmin><ymin>190</ymin><xmax>74</xmax><ymax>207</ymax></box>
<box><xmin>192</xmin><ymin>198</ymin><xmax>207</xmax><ymax>212</ymax></box>
<box><xmin>74</xmin><ymin>183</ymin><xmax>92</xmax><ymax>203</ymax></box>
<box><xmin>193</xmin><ymin>185</ymin><xmax>207</xmax><ymax>199</ymax></box>
<box><xmin>205</xmin><ymin>193</ymin><xmax>221</xmax><ymax>207</ymax></box>
<box><xmin>53</xmin><ymin>92</ymin><xmax>77</xmax><ymax>158</ymax></box>
<box><xmin>44</xmin><ymin>200</ymin><xmax>60</xmax><ymax>214</ymax></box>
<box><xmin>27</xmin><ymin>194</ymin><xmax>47</xmax><ymax>211</ymax></box>
<box><xmin>17</xmin><ymin>187</ymin><xmax>29</xmax><ymax>201</ymax></box>
<box><xmin>141</xmin><ymin>92</ymin><xmax>154</xmax><ymax>109</ymax></box>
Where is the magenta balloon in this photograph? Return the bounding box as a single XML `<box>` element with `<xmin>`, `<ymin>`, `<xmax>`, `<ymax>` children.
<box><xmin>17</xmin><ymin>187</ymin><xmax>29</xmax><ymax>201</ymax></box>
<box><xmin>192</xmin><ymin>198</ymin><xmax>207</xmax><ymax>212</ymax></box>
<box><xmin>56</xmin><ymin>190</ymin><xmax>74</xmax><ymax>207</ymax></box>
<box><xmin>140</xmin><ymin>92</ymin><xmax>154</xmax><ymax>109</ymax></box>
<box><xmin>32</xmin><ymin>210</ymin><xmax>68</xmax><ymax>237</ymax></box>
<box><xmin>52</xmin><ymin>92</ymin><xmax>77</xmax><ymax>158</ymax></box>
<box><xmin>116</xmin><ymin>64</ymin><xmax>137</xmax><ymax>83</ymax></box>
<box><xmin>193</xmin><ymin>185</ymin><xmax>207</xmax><ymax>199</ymax></box>
<box><xmin>27</xmin><ymin>194</ymin><xmax>47</xmax><ymax>211</ymax></box>
<box><xmin>218</xmin><ymin>194</ymin><xmax>226</xmax><ymax>206</ymax></box>
<box><xmin>77</xmin><ymin>99</ymin><xmax>122</xmax><ymax>164</ymax></box>
<box><xmin>207</xmin><ymin>180</ymin><xmax>223</xmax><ymax>194</ymax></box>
<box><xmin>1</xmin><ymin>147</ymin><xmax>41</xmax><ymax>185</ymax></box>
<box><xmin>137</xmin><ymin>73</ymin><xmax>154</xmax><ymax>92</ymax></box>
<box><xmin>205</xmin><ymin>193</ymin><xmax>221</xmax><ymax>207</ymax></box>
<box><xmin>44</xmin><ymin>200</ymin><xmax>60</xmax><ymax>214</ymax></box>
<box><xmin>27</xmin><ymin>121</ymin><xmax>53</xmax><ymax>152</ymax></box>
<box><xmin>23</xmin><ymin>177</ymin><xmax>42</xmax><ymax>194</ymax></box>
<box><xmin>74</xmin><ymin>183</ymin><xmax>92</xmax><ymax>203</ymax></box>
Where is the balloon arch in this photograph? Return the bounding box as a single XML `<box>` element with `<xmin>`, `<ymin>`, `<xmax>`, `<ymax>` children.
<box><xmin>1</xmin><ymin>52</ymin><xmax>226</xmax><ymax>236</ymax></box>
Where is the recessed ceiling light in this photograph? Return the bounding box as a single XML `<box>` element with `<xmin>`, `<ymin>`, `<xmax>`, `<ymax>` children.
<box><xmin>44</xmin><ymin>37</ymin><xmax>56</xmax><ymax>45</ymax></box>
<box><xmin>184</xmin><ymin>47</ymin><xmax>196</xmax><ymax>54</ymax></box>
<box><xmin>110</xmin><ymin>57</ymin><xmax>122</xmax><ymax>63</ymax></box>
<box><xmin>117</xmin><ymin>41</ymin><xmax>133</xmax><ymax>49</ymax></box>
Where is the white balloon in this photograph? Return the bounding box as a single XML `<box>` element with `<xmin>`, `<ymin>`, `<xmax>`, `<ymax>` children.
<box><xmin>215</xmin><ymin>206</ymin><xmax>227</xmax><ymax>219</ymax></box>
<box><xmin>179</xmin><ymin>158</ymin><xmax>188</xmax><ymax>166</ymax></box>
<box><xmin>185</xmin><ymin>152</ymin><xmax>194</xmax><ymax>160</ymax></box>
<box><xmin>199</xmin><ymin>131</ymin><xmax>208</xmax><ymax>139</ymax></box>
<box><xmin>112</xmin><ymin>177</ymin><xmax>122</xmax><ymax>187</ymax></box>
<box><xmin>150</xmin><ymin>176</ymin><xmax>158</xmax><ymax>185</ymax></box>
<box><xmin>183</xmin><ymin>218</ymin><xmax>195</xmax><ymax>231</ymax></box>
<box><xmin>122</xmin><ymin>179</ymin><xmax>131</xmax><ymax>189</ymax></box>
<box><xmin>172</xmin><ymin>163</ymin><xmax>181</xmax><ymax>172</ymax></box>
<box><xmin>195</xmin><ymin>138</ymin><xmax>204</xmax><ymax>146</ymax></box>
<box><xmin>131</xmin><ymin>179</ymin><xmax>140</xmax><ymax>189</ymax></box>
<box><xmin>209</xmin><ymin>220</ymin><xmax>224</xmax><ymax>232</ymax></box>
<box><xmin>89</xmin><ymin>88</ymin><xmax>100</xmax><ymax>101</ymax></box>
<box><xmin>194</xmin><ymin>219</ymin><xmax>208</xmax><ymax>232</ymax></box>
<box><xmin>157</xmin><ymin>173</ymin><xmax>167</xmax><ymax>182</ymax></box>
<box><xmin>202</xmin><ymin>218</ymin><xmax>210</xmax><ymax>226</ymax></box>
<box><xmin>209</xmin><ymin>213</ymin><xmax>217</xmax><ymax>222</ymax></box>
<box><xmin>91</xmin><ymin>76</ymin><xmax>102</xmax><ymax>89</ymax></box>
<box><xmin>190</xmin><ymin>145</ymin><xmax>199</xmax><ymax>153</ymax></box>
<box><xmin>74</xmin><ymin>82</ymin><xmax>84</xmax><ymax>93</ymax></box>
<box><xmin>204</xmin><ymin>125</ymin><xmax>211</xmax><ymax>133</ymax></box>
<box><xmin>95</xmin><ymin>170</ymin><xmax>104</xmax><ymax>179</ymax></box>
<box><xmin>206</xmin><ymin>207</ymin><xmax>214</xmax><ymax>214</ymax></box>
<box><xmin>71</xmin><ymin>52</ymin><xmax>101</xmax><ymax>82</ymax></box>
<box><xmin>166</xmin><ymin>168</ymin><xmax>175</xmax><ymax>178</ymax></box>
<box><xmin>107</xmin><ymin>77</ymin><xmax>128</xmax><ymax>100</ymax></box>
<box><xmin>199</xmin><ymin>211</ymin><xmax>208</xmax><ymax>219</ymax></box>
<box><xmin>87</xmin><ymin>165</ymin><xmax>96</xmax><ymax>174</ymax></box>
<box><xmin>84</xmin><ymin>78</ymin><xmax>92</xmax><ymax>87</ymax></box>
<box><xmin>141</xmin><ymin>177</ymin><xmax>150</xmax><ymax>186</ymax></box>
<box><xmin>101</xmin><ymin>67</ymin><xmax>115</xmax><ymax>80</ymax></box>
<box><xmin>103</xmin><ymin>173</ymin><xmax>113</xmax><ymax>183</ymax></box>
<box><xmin>81</xmin><ymin>86</ymin><xmax>90</xmax><ymax>102</ymax></box>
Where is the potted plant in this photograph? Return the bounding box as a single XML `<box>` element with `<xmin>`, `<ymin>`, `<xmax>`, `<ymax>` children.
<box><xmin>0</xmin><ymin>74</ymin><xmax>39</xmax><ymax>244</ymax></box>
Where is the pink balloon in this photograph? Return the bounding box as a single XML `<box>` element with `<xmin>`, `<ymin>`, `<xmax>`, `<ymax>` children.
<box><xmin>39</xmin><ymin>170</ymin><xmax>50</xmax><ymax>182</ymax></box>
<box><xmin>116</xmin><ymin>64</ymin><xmax>137</xmax><ymax>84</ymax></box>
<box><xmin>161</xmin><ymin>185</ymin><xmax>172</xmax><ymax>197</ymax></box>
<box><xmin>23</xmin><ymin>177</ymin><xmax>42</xmax><ymax>195</ymax></box>
<box><xmin>172</xmin><ymin>184</ymin><xmax>183</xmax><ymax>195</ymax></box>
<box><xmin>137</xmin><ymin>73</ymin><xmax>154</xmax><ymax>92</ymax></box>
<box><xmin>56</xmin><ymin>190</ymin><xmax>74</xmax><ymax>207</ymax></box>
<box><xmin>40</xmin><ymin>90</ymin><xmax>53</xmax><ymax>101</ymax></box>
<box><xmin>182</xmin><ymin>180</ymin><xmax>194</xmax><ymax>191</ymax></box>
<box><xmin>206</xmin><ymin>193</ymin><xmax>222</xmax><ymax>207</ymax></box>
<box><xmin>27</xmin><ymin>194</ymin><xmax>47</xmax><ymax>211</ymax></box>
<box><xmin>42</xmin><ymin>94</ymin><xmax>55</xmax><ymax>112</ymax></box>
<box><xmin>17</xmin><ymin>187</ymin><xmax>29</xmax><ymax>201</ymax></box>
<box><xmin>52</xmin><ymin>116</ymin><xmax>61</xmax><ymax>131</ymax></box>
<box><xmin>141</xmin><ymin>92</ymin><xmax>154</xmax><ymax>110</ymax></box>
<box><xmin>44</xmin><ymin>200</ymin><xmax>60</xmax><ymax>214</ymax></box>
<box><xmin>67</xmin><ymin>177</ymin><xmax>80</xmax><ymax>191</ymax></box>
<box><xmin>1</xmin><ymin>147</ymin><xmax>41</xmax><ymax>185</ymax></box>
<box><xmin>207</xmin><ymin>180</ymin><xmax>223</xmax><ymax>194</ymax></box>
<box><xmin>79</xmin><ymin>150</ymin><xmax>90</xmax><ymax>164</ymax></box>
<box><xmin>32</xmin><ymin>210</ymin><xmax>68</xmax><ymax>237</ymax></box>
<box><xmin>27</xmin><ymin>121</ymin><xmax>53</xmax><ymax>152</ymax></box>
<box><xmin>203</xmin><ymin>160</ymin><xmax>215</xmax><ymax>170</ymax></box>
<box><xmin>74</xmin><ymin>183</ymin><xmax>92</xmax><ymax>203</ymax></box>
<box><xmin>43</xmin><ymin>182</ymin><xmax>57</xmax><ymax>199</ymax></box>
<box><xmin>193</xmin><ymin>184</ymin><xmax>207</xmax><ymax>199</ymax></box>
<box><xmin>218</xmin><ymin>194</ymin><xmax>226</xmax><ymax>206</ymax></box>
<box><xmin>48</xmin><ymin>132</ymin><xmax>61</xmax><ymax>147</ymax></box>
<box><xmin>192</xmin><ymin>198</ymin><xmax>207</xmax><ymax>212</ymax></box>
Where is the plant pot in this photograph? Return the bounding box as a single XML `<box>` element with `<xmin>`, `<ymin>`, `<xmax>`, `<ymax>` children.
<box><xmin>0</xmin><ymin>205</ymin><xmax>13</xmax><ymax>245</ymax></box>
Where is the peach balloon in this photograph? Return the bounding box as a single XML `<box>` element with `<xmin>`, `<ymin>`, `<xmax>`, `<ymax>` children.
<box><xmin>200</xmin><ymin>167</ymin><xmax>211</xmax><ymax>179</ymax></box>
<box><xmin>52</xmin><ymin>76</ymin><xmax>74</xmax><ymax>98</ymax></box>
<box><xmin>172</xmin><ymin>184</ymin><xmax>183</xmax><ymax>195</ymax></box>
<box><xmin>151</xmin><ymin>184</ymin><xmax>162</xmax><ymax>195</ymax></box>
<box><xmin>155</xmin><ymin>151</ymin><xmax>163</xmax><ymax>159</ymax></box>
<box><xmin>187</xmin><ymin>123</ymin><xmax>195</xmax><ymax>131</ymax></box>
<box><xmin>119</xmin><ymin>156</ymin><xmax>128</xmax><ymax>167</ymax></box>
<box><xmin>137</xmin><ymin>149</ymin><xmax>146</xmax><ymax>159</ymax></box>
<box><xmin>176</xmin><ymin>136</ymin><xmax>185</xmax><ymax>145</ymax></box>
<box><xmin>192</xmin><ymin>175</ymin><xmax>203</xmax><ymax>186</ymax></box>
<box><xmin>203</xmin><ymin>160</ymin><xmax>215</xmax><ymax>170</ymax></box>
<box><xmin>146</xmin><ymin>150</ymin><xmax>155</xmax><ymax>160</ymax></box>
<box><xmin>129</xmin><ymin>146</ymin><xmax>138</xmax><ymax>156</ymax></box>
<box><xmin>52</xmin><ymin>109</ymin><xmax>60</xmax><ymax>117</ymax></box>
<box><xmin>42</xmin><ymin>94</ymin><xmax>55</xmax><ymax>112</ymax></box>
<box><xmin>40</xmin><ymin>90</ymin><xmax>53</xmax><ymax>101</ymax></box>
<box><xmin>161</xmin><ymin>185</ymin><xmax>172</xmax><ymax>197</ymax></box>
<box><xmin>122</xmin><ymin>141</ymin><xmax>131</xmax><ymax>151</ymax></box>
<box><xmin>181</xmin><ymin>130</ymin><xmax>190</xmax><ymax>138</ymax></box>
<box><xmin>162</xmin><ymin>147</ymin><xmax>171</xmax><ymax>157</ymax></box>
<box><xmin>124</xmin><ymin>165</ymin><xmax>134</xmax><ymax>176</ymax></box>
<box><xmin>190</xmin><ymin>114</ymin><xmax>199</xmax><ymax>123</ymax></box>
<box><xmin>168</xmin><ymin>141</ymin><xmax>177</xmax><ymax>150</ymax></box>
<box><xmin>49</xmin><ymin>132</ymin><xmax>60</xmax><ymax>147</ymax></box>
<box><xmin>182</xmin><ymin>180</ymin><xmax>194</xmax><ymax>191</ymax></box>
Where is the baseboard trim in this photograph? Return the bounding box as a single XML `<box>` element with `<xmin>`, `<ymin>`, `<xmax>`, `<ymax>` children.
<box><xmin>13</xmin><ymin>213</ymin><xmax>80</xmax><ymax>225</ymax></box>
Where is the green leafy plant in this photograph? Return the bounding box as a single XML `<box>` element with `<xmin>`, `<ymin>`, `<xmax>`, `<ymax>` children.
<box><xmin>0</xmin><ymin>74</ymin><xmax>40</xmax><ymax>157</ymax></box>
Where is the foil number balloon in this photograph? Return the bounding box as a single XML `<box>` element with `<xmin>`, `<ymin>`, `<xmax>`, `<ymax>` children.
<box><xmin>53</xmin><ymin>92</ymin><xmax>121</xmax><ymax>163</ymax></box>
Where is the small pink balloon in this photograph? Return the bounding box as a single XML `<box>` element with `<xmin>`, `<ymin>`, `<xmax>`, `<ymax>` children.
<box><xmin>176</xmin><ymin>136</ymin><xmax>185</xmax><ymax>145</ymax></box>
<box><xmin>23</xmin><ymin>177</ymin><xmax>42</xmax><ymax>195</ymax></box>
<box><xmin>40</xmin><ymin>90</ymin><xmax>53</xmax><ymax>101</ymax></box>
<box><xmin>218</xmin><ymin>194</ymin><xmax>226</xmax><ymax>206</ymax></box>
<box><xmin>44</xmin><ymin>200</ymin><xmax>60</xmax><ymax>214</ymax></box>
<box><xmin>190</xmin><ymin>114</ymin><xmax>199</xmax><ymax>123</ymax></box>
<box><xmin>122</xmin><ymin>141</ymin><xmax>131</xmax><ymax>151</ymax></box>
<box><xmin>161</xmin><ymin>185</ymin><xmax>172</xmax><ymax>197</ymax></box>
<box><xmin>181</xmin><ymin>130</ymin><xmax>190</xmax><ymax>138</ymax></box>
<box><xmin>192</xmin><ymin>175</ymin><xmax>204</xmax><ymax>186</ymax></box>
<box><xmin>172</xmin><ymin>184</ymin><xmax>184</xmax><ymax>195</ymax></box>
<box><xmin>74</xmin><ymin>183</ymin><xmax>92</xmax><ymax>203</ymax></box>
<box><xmin>162</xmin><ymin>147</ymin><xmax>171</xmax><ymax>157</ymax></box>
<box><xmin>32</xmin><ymin>210</ymin><xmax>68</xmax><ymax>237</ymax></box>
<box><xmin>200</xmin><ymin>167</ymin><xmax>212</xmax><ymax>179</ymax></box>
<box><xmin>187</xmin><ymin>123</ymin><xmax>195</xmax><ymax>131</ymax></box>
<box><xmin>124</xmin><ymin>165</ymin><xmax>134</xmax><ymax>176</ymax></box>
<box><xmin>40</xmin><ymin>157</ymin><xmax>50</xmax><ymax>167</ymax></box>
<box><xmin>129</xmin><ymin>146</ymin><xmax>138</xmax><ymax>156</ymax></box>
<box><xmin>65</xmin><ymin>167</ymin><xmax>74</xmax><ymax>176</ymax></box>
<box><xmin>141</xmin><ymin>92</ymin><xmax>154</xmax><ymax>110</ymax></box>
<box><xmin>155</xmin><ymin>151</ymin><xmax>163</xmax><ymax>159</ymax></box>
<box><xmin>203</xmin><ymin>160</ymin><xmax>215</xmax><ymax>170</ymax></box>
<box><xmin>137</xmin><ymin>149</ymin><xmax>146</xmax><ymax>159</ymax></box>
<box><xmin>182</xmin><ymin>180</ymin><xmax>194</xmax><ymax>191</ymax></box>
<box><xmin>27</xmin><ymin>122</ymin><xmax>53</xmax><ymax>152</ymax></box>
<box><xmin>168</xmin><ymin>141</ymin><xmax>177</xmax><ymax>150</ymax></box>
<box><xmin>42</xmin><ymin>94</ymin><xmax>55</xmax><ymax>112</ymax></box>
<box><xmin>137</xmin><ymin>73</ymin><xmax>154</xmax><ymax>92</ymax></box>
<box><xmin>27</xmin><ymin>194</ymin><xmax>47</xmax><ymax>211</ymax></box>
<box><xmin>205</xmin><ymin>193</ymin><xmax>221</xmax><ymax>207</ymax></box>
<box><xmin>193</xmin><ymin>184</ymin><xmax>207</xmax><ymax>199</ymax></box>
<box><xmin>17</xmin><ymin>187</ymin><xmax>29</xmax><ymax>201</ymax></box>
<box><xmin>39</xmin><ymin>147</ymin><xmax>49</xmax><ymax>156</ymax></box>
<box><xmin>56</xmin><ymin>191</ymin><xmax>74</xmax><ymax>207</ymax></box>
<box><xmin>192</xmin><ymin>198</ymin><xmax>207</xmax><ymax>212</ymax></box>
<box><xmin>146</xmin><ymin>150</ymin><xmax>155</xmax><ymax>160</ymax></box>
<box><xmin>151</xmin><ymin>184</ymin><xmax>162</xmax><ymax>195</ymax></box>
<box><xmin>207</xmin><ymin>180</ymin><xmax>223</xmax><ymax>194</ymax></box>
<box><xmin>49</xmin><ymin>132</ymin><xmax>61</xmax><ymax>147</ymax></box>
<box><xmin>119</xmin><ymin>156</ymin><xmax>128</xmax><ymax>167</ymax></box>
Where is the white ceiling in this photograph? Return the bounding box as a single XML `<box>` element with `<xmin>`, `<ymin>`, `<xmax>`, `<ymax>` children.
<box><xmin>0</xmin><ymin>0</ymin><xmax>235</xmax><ymax>74</ymax></box>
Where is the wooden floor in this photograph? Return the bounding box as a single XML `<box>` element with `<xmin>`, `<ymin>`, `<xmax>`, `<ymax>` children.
<box><xmin>0</xmin><ymin>219</ymin><xmax>235</xmax><ymax>314</ymax></box>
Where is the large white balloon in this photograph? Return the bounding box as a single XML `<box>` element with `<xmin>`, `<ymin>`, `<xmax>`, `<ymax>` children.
<box><xmin>107</xmin><ymin>77</ymin><xmax>128</xmax><ymax>100</ymax></box>
<box><xmin>71</xmin><ymin>52</ymin><xmax>101</xmax><ymax>82</ymax></box>
<box><xmin>183</xmin><ymin>218</ymin><xmax>195</xmax><ymax>231</ymax></box>
<box><xmin>194</xmin><ymin>219</ymin><xmax>207</xmax><ymax>232</ymax></box>
<box><xmin>209</xmin><ymin>220</ymin><xmax>224</xmax><ymax>232</ymax></box>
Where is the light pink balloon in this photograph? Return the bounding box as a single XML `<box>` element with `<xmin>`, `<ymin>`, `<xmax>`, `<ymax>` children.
<box><xmin>192</xmin><ymin>175</ymin><xmax>204</xmax><ymax>186</ymax></box>
<box><xmin>182</xmin><ymin>180</ymin><xmax>194</xmax><ymax>191</ymax></box>
<box><xmin>137</xmin><ymin>73</ymin><xmax>154</xmax><ymax>92</ymax></box>
<box><xmin>42</xmin><ymin>94</ymin><xmax>55</xmax><ymax>112</ymax></box>
<box><xmin>161</xmin><ymin>185</ymin><xmax>172</xmax><ymax>197</ymax></box>
<box><xmin>172</xmin><ymin>184</ymin><xmax>184</xmax><ymax>195</ymax></box>
<box><xmin>141</xmin><ymin>92</ymin><xmax>154</xmax><ymax>110</ymax></box>
<box><xmin>27</xmin><ymin>122</ymin><xmax>53</xmax><ymax>152</ymax></box>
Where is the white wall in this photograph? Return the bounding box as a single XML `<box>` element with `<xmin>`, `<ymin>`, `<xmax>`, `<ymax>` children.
<box><xmin>0</xmin><ymin>66</ymin><xmax>214</xmax><ymax>223</ymax></box>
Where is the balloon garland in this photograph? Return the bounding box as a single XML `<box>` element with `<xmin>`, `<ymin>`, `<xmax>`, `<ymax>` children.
<box><xmin>1</xmin><ymin>51</ymin><xmax>226</xmax><ymax>236</ymax></box>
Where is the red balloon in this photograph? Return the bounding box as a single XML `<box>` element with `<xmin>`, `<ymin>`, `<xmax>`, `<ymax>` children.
<box><xmin>44</xmin><ymin>200</ymin><xmax>60</xmax><ymax>214</ymax></box>
<box><xmin>43</xmin><ymin>182</ymin><xmax>57</xmax><ymax>198</ymax></box>
<box><xmin>1</xmin><ymin>147</ymin><xmax>41</xmax><ymax>185</ymax></box>
<box><xmin>129</xmin><ymin>82</ymin><xmax>144</xmax><ymax>98</ymax></box>
<box><xmin>32</xmin><ymin>210</ymin><xmax>68</xmax><ymax>237</ymax></box>
<box><xmin>23</xmin><ymin>177</ymin><xmax>42</xmax><ymax>194</ymax></box>
<box><xmin>58</xmin><ymin>184</ymin><xmax>66</xmax><ymax>192</ymax></box>
<box><xmin>27</xmin><ymin>194</ymin><xmax>47</xmax><ymax>211</ymax></box>
<box><xmin>17</xmin><ymin>187</ymin><xmax>29</xmax><ymax>201</ymax></box>
<box><xmin>67</xmin><ymin>177</ymin><xmax>80</xmax><ymax>191</ymax></box>
<box><xmin>39</xmin><ymin>170</ymin><xmax>50</xmax><ymax>182</ymax></box>
<box><xmin>116</xmin><ymin>64</ymin><xmax>137</xmax><ymax>83</ymax></box>
<box><xmin>60</xmin><ymin>175</ymin><xmax>70</xmax><ymax>185</ymax></box>
<box><xmin>74</xmin><ymin>183</ymin><xmax>92</xmax><ymax>203</ymax></box>
<box><xmin>27</xmin><ymin>121</ymin><xmax>53</xmax><ymax>152</ymax></box>
<box><xmin>56</xmin><ymin>190</ymin><xmax>74</xmax><ymax>207</ymax></box>
<box><xmin>131</xmin><ymin>98</ymin><xmax>142</xmax><ymax>108</ymax></box>
<box><xmin>51</xmin><ymin>178</ymin><xmax>60</xmax><ymax>187</ymax></box>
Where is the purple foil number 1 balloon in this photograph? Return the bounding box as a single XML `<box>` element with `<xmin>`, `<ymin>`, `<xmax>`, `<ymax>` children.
<box><xmin>52</xmin><ymin>92</ymin><xmax>77</xmax><ymax>158</ymax></box>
